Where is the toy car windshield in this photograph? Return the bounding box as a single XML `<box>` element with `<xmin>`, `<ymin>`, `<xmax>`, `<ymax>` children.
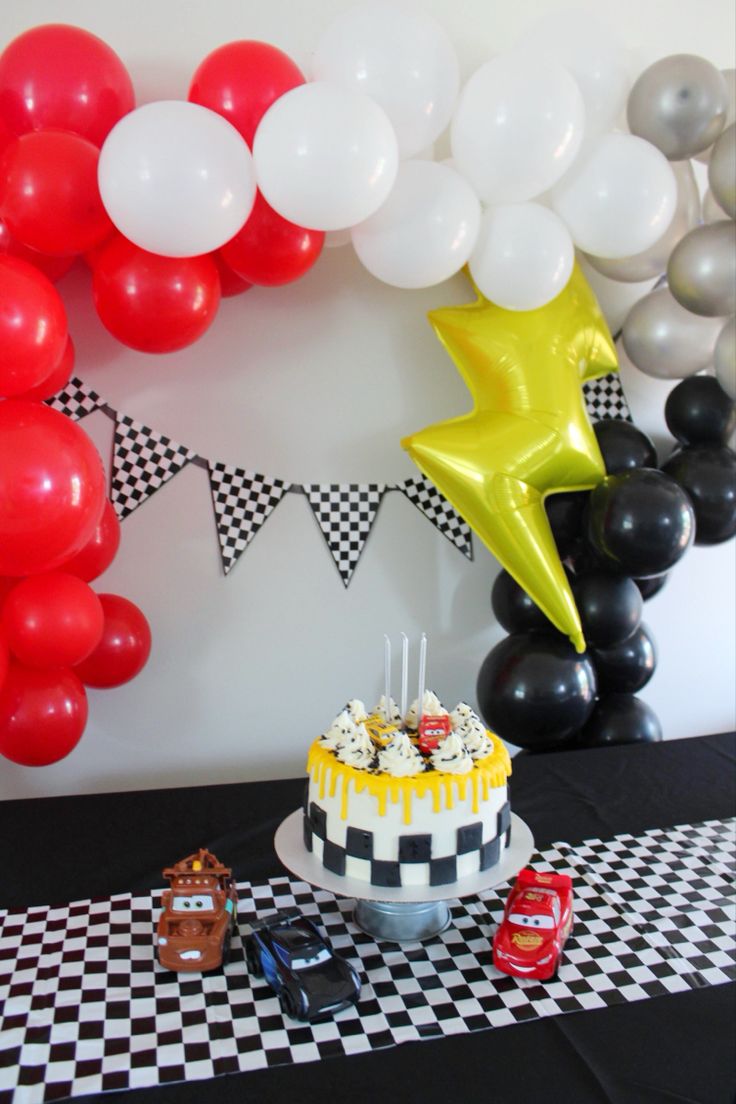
<box><xmin>508</xmin><ymin>912</ymin><xmax>556</xmax><ymax>929</ymax></box>
<box><xmin>290</xmin><ymin>947</ymin><xmax>332</xmax><ymax>970</ymax></box>
<box><xmin>171</xmin><ymin>894</ymin><xmax>215</xmax><ymax>912</ymax></box>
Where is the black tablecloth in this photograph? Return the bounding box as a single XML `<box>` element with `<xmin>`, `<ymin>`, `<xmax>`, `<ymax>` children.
<box><xmin>3</xmin><ymin>733</ymin><xmax>735</xmax><ymax>1104</ymax></box>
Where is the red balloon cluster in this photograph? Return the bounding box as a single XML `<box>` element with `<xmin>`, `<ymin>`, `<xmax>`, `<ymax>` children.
<box><xmin>0</xmin><ymin>25</ymin><xmax>326</xmax><ymax>357</ymax></box>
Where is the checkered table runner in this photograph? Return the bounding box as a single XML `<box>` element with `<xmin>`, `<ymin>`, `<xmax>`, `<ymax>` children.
<box><xmin>1</xmin><ymin>818</ymin><xmax>733</xmax><ymax>1103</ymax></box>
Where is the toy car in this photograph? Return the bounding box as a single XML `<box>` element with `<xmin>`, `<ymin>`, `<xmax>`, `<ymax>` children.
<box><xmin>244</xmin><ymin>908</ymin><xmax>361</xmax><ymax>1021</ymax></box>
<box><xmin>156</xmin><ymin>849</ymin><xmax>238</xmax><ymax>972</ymax></box>
<box><xmin>417</xmin><ymin>713</ymin><xmax>452</xmax><ymax>753</ymax></box>
<box><xmin>493</xmin><ymin>868</ymin><xmax>573</xmax><ymax>981</ymax></box>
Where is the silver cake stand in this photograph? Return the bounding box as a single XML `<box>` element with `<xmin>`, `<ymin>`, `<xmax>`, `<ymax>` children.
<box><xmin>274</xmin><ymin>809</ymin><xmax>534</xmax><ymax>942</ymax></box>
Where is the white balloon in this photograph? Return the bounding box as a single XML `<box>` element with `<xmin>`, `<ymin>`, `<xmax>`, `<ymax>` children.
<box><xmin>253</xmin><ymin>82</ymin><xmax>399</xmax><ymax>231</ymax></box>
<box><xmin>468</xmin><ymin>204</ymin><xmax>574</xmax><ymax>311</ymax></box>
<box><xmin>515</xmin><ymin>9</ymin><xmax>632</xmax><ymax>137</ymax></box>
<box><xmin>98</xmin><ymin>101</ymin><xmax>256</xmax><ymax>258</ymax></box>
<box><xmin>551</xmin><ymin>133</ymin><xmax>677</xmax><ymax>259</ymax></box>
<box><xmin>324</xmin><ymin>229</ymin><xmax>353</xmax><ymax>249</ymax></box>
<box><xmin>311</xmin><ymin>2</ymin><xmax>459</xmax><ymax>159</ymax></box>
<box><xmin>351</xmin><ymin>160</ymin><xmax>480</xmax><ymax>289</ymax></box>
<box><xmin>451</xmin><ymin>52</ymin><xmax>585</xmax><ymax>204</ymax></box>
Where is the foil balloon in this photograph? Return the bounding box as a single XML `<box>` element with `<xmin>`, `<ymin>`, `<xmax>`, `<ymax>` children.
<box><xmin>402</xmin><ymin>264</ymin><xmax>617</xmax><ymax>652</ymax></box>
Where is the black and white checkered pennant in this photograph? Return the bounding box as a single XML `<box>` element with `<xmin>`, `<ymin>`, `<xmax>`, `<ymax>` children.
<box><xmin>111</xmin><ymin>415</ymin><xmax>197</xmax><ymax>520</ymax></box>
<box><xmin>44</xmin><ymin>376</ymin><xmax>104</xmax><ymax>422</ymax></box>
<box><xmin>0</xmin><ymin>818</ymin><xmax>732</xmax><ymax>1103</ymax></box>
<box><xmin>209</xmin><ymin>463</ymin><xmax>289</xmax><ymax>576</ymax></box>
<box><xmin>583</xmin><ymin>372</ymin><xmax>632</xmax><ymax>423</ymax></box>
<box><xmin>304</xmin><ymin>484</ymin><xmax>386</xmax><ymax>587</ymax></box>
<box><xmin>399</xmin><ymin>476</ymin><xmax>473</xmax><ymax>560</ymax></box>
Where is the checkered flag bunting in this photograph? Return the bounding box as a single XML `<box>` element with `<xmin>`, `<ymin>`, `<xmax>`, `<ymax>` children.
<box><xmin>209</xmin><ymin>463</ymin><xmax>289</xmax><ymax>575</ymax></box>
<box><xmin>111</xmin><ymin>415</ymin><xmax>198</xmax><ymax>520</ymax></box>
<box><xmin>304</xmin><ymin>484</ymin><xmax>386</xmax><ymax>587</ymax></box>
<box><xmin>583</xmin><ymin>371</ymin><xmax>632</xmax><ymax>423</ymax></box>
<box><xmin>0</xmin><ymin>818</ymin><xmax>732</xmax><ymax>1103</ymax></box>
<box><xmin>399</xmin><ymin>475</ymin><xmax>473</xmax><ymax>560</ymax></box>
<box><xmin>44</xmin><ymin>376</ymin><xmax>104</xmax><ymax>421</ymax></box>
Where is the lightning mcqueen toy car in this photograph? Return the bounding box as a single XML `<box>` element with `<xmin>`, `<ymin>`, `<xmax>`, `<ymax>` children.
<box><xmin>493</xmin><ymin>868</ymin><xmax>573</xmax><ymax>981</ymax></box>
<box><xmin>244</xmin><ymin>909</ymin><xmax>361</xmax><ymax>1021</ymax></box>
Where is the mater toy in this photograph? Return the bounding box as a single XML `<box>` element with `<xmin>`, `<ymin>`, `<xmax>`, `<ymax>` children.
<box><xmin>156</xmin><ymin>848</ymin><xmax>238</xmax><ymax>972</ymax></box>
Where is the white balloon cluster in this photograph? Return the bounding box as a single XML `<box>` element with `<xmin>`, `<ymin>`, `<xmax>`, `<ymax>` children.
<box><xmin>96</xmin><ymin>3</ymin><xmax>735</xmax><ymax>329</ymax></box>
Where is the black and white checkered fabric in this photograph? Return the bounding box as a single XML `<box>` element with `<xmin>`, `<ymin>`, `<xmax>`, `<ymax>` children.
<box><xmin>0</xmin><ymin>818</ymin><xmax>732</xmax><ymax>1104</ymax></box>
<box><xmin>44</xmin><ymin>377</ymin><xmax>104</xmax><ymax>422</ymax></box>
<box><xmin>209</xmin><ymin>463</ymin><xmax>289</xmax><ymax>576</ymax></box>
<box><xmin>111</xmin><ymin>415</ymin><xmax>197</xmax><ymax>521</ymax></box>
<box><xmin>398</xmin><ymin>476</ymin><xmax>473</xmax><ymax>561</ymax></box>
<box><xmin>303</xmin><ymin>484</ymin><xmax>386</xmax><ymax>588</ymax></box>
<box><xmin>583</xmin><ymin>372</ymin><xmax>632</xmax><ymax>423</ymax></box>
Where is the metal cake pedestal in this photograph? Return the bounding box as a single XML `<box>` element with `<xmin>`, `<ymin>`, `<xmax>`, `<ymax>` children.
<box><xmin>274</xmin><ymin>810</ymin><xmax>534</xmax><ymax>942</ymax></box>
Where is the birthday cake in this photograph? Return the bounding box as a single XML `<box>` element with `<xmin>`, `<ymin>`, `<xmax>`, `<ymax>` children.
<box><xmin>303</xmin><ymin>681</ymin><xmax>512</xmax><ymax>889</ymax></box>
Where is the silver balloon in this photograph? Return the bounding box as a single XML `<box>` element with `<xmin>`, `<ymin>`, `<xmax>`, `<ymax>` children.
<box><xmin>622</xmin><ymin>286</ymin><xmax>724</xmax><ymax>378</ymax></box>
<box><xmin>584</xmin><ymin>160</ymin><xmax>700</xmax><ymax>282</ymax></box>
<box><xmin>627</xmin><ymin>54</ymin><xmax>729</xmax><ymax>160</ymax></box>
<box><xmin>702</xmin><ymin>188</ymin><xmax>727</xmax><ymax>222</ymax></box>
<box><xmin>709</xmin><ymin>122</ymin><xmax>736</xmax><ymax>219</ymax></box>
<box><xmin>696</xmin><ymin>69</ymin><xmax>735</xmax><ymax>162</ymax></box>
<box><xmin>714</xmin><ymin>317</ymin><xmax>736</xmax><ymax>399</ymax></box>
<box><xmin>667</xmin><ymin>220</ymin><xmax>736</xmax><ymax>317</ymax></box>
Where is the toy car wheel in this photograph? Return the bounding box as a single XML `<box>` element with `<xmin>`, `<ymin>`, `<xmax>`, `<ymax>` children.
<box><xmin>279</xmin><ymin>987</ymin><xmax>301</xmax><ymax>1020</ymax></box>
<box><xmin>244</xmin><ymin>935</ymin><xmax>262</xmax><ymax>977</ymax></box>
<box><xmin>221</xmin><ymin>928</ymin><xmax>232</xmax><ymax>967</ymax></box>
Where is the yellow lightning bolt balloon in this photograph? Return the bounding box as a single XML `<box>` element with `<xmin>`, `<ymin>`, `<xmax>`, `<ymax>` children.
<box><xmin>402</xmin><ymin>264</ymin><xmax>618</xmax><ymax>653</ymax></box>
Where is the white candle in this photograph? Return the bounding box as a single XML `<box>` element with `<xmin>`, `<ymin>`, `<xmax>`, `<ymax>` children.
<box><xmin>417</xmin><ymin>633</ymin><xmax>427</xmax><ymax>726</ymax></box>
<box><xmin>400</xmin><ymin>632</ymin><xmax>409</xmax><ymax>724</ymax></box>
<box><xmin>383</xmin><ymin>634</ymin><xmax>391</xmax><ymax>722</ymax></box>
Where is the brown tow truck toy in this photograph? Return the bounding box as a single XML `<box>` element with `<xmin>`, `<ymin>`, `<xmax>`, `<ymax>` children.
<box><xmin>156</xmin><ymin>848</ymin><xmax>238</xmax><ymax>972</ymax></box>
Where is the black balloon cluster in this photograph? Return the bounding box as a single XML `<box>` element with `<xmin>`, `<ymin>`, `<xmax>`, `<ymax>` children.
<box><xmin>477</xmin><ymin>380</ymin><xmax>736</xmax><ymax>753</ymax></box>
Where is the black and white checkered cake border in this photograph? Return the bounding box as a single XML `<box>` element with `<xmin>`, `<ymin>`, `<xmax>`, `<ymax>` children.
<box><xmin>0</xmin><ymin>818</ymin><xmax>732</xmax><ymax>1103</ymax></box>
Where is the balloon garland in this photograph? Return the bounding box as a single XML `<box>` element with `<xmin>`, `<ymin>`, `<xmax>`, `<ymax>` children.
<box><xmin>0</xmin><ymin>11</ymin><xmax>734</xmax><ymax>767</ymax></box>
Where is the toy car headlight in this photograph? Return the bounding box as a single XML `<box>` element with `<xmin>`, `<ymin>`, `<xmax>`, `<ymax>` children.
<box><xmin>158</xmin><ymin>937</ymin><xmax>168</xmax><ymax>946</ymax></box>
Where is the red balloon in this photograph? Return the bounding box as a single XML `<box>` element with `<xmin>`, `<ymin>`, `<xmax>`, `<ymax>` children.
<box><xmin>0</xmin><ymin>577</ymin><xmax>19</xmax><ymax>612</ymax></box>
<box><xmin>189</xmin><ymin>40</ymin><xmax>304</xmax><ymax>148</ymax></box>
<box><xmin>0</xmin><ymin>662</ymin><xmax>88</xmax><ymax>765</ymax></box>
<box><xmin>212</xmin><ymin>250</ymin><xmax>253</xmax><ymax>297</ymax></box>
<box><xmin>221</xmin><ymin>191</ymin><xmax>324</xmax><ymax>287</ymax></box>
<box><xmin>92</xmin><ymin>236</ymin><xmax>221</xmax><ymax>353</ymax></box>
<box><xmin>0</xmin><ymin>130</ymin><xmax>112</xmax><ymax>256</ymax></box>
<box><xmin>0</xmin><ymin>24</ymin><xmax>135</xmax><ymax>147</ymax></box>
<box><xmin>0</xmin><ymin>400</ymin><xmax>106</xmax><ymax>576</ymax></box>
<box><xmin>15</xmin><ymin>335</ymin><xmax>75</xmax><ymax>402</ymax></box>
<box><xmin>0</xmin><ymin>215</ymin><xmax>76</xmax><ymax>282</ymax></box>
<box><xmin>0</xmin><ymin>629</ymin><xmax>8</xmax><ymax>692</ymax></box>
<box><xmin>0</xmin><ymin>113</ymin><xmax>12</xmax><ymax>158</ymax></box>
<box><xmin>62</xmin><ymin>499</ymin><xmax>121</xmax><ymax>582</ymax></box>
<box><xmin>74</xmin><ymin>594</ymin><xmax>151</xmax><ymax>688</ymax></box>
<box><xmin>3</xmin><ymin>572</ymin><xmax>104</xmax><ymax>669</ymax></box>
<box><xmin>0</xmin><ymin>255</ymin><xmax>68</xmax><ymax>396</ymax></box>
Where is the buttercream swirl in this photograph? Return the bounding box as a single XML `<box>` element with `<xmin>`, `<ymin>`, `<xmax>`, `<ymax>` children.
<box><xmin>335</xmin><ymin>723</ymin><xmax>376</xmax><ymax>770</ymax></box>
<box><xmin>377</xmin><ymin>731</ymin><xmax>426</xmax><ymax>777</ymax></box>
<box><xmin>430</xmin><ymin>731</ymin><xmax>474</xmax><ymax>774</ymax></box>
<box><xmin>321</xmin><ymin>709</ymin><xmax>357</xmax><ymax>750</ymax></box>
<box><xmin>405</xmin><ymin>690</ymin><xmax>447</xmax><ymax>730</ymax></box>
<box><xmin>346</xmin><ymin>698</ymin><xmax>368</xmax><ymax>723</ymax></box>
<box><xmin>459</xmin><ymin>717</ymin><xmax>494</xmax><ymax>759</ymax></box>
<box><xmin>450</xmin><ymin>701</ymin><xmax>481</xmax><ymax>731</ymax></box>
<box><xmin>374</xmin><ymin>695</ymin><xmax>402</xmax><ymax>726</ymax></box>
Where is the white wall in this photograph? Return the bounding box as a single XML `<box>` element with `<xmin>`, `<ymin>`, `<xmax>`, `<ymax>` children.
<box><xmin>1</xmin><ymin>0</ymin><xmax>734</xmax><ymax>800</ymax></box>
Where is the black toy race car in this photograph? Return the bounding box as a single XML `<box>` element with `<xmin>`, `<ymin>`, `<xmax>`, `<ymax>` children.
<box><xmin>243</xmin><ymin>908</ymin><xmax>361</xmax><ymax>1021</ymax></box>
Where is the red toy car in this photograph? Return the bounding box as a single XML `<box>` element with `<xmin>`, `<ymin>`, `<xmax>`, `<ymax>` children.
<box><xmin>417</xmin><ymin>713</ymin><xmax>452</xmax><ymax>754</ymax></box>
<box><xmin>493</xmin><ymin>868</ymin><xmax>573</xmax><ymax>980</ymax></box>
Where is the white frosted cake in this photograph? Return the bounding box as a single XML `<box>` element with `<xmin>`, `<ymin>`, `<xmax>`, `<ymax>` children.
<box><xmin>303</xmin><ymin>691</ymin><xmax>512</xmax><ymax>888</ymax></box>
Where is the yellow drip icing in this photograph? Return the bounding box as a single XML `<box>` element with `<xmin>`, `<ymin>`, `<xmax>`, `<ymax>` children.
<box><xmin>307</xmin><ymin>731</ymin><xmax>511</xmax><ymax>825</ymax></box>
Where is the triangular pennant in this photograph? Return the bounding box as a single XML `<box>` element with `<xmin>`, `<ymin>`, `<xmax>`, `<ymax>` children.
<box><xmin>111</xmin><ymin>415</ymin><xmax>197</xmax><ymax>520</ymax></box>
<box><xmin>583</xmin><ymin>372</ymin><xmax>632</xmax><ymax>423</ymax></box>
<box><xmin>209</xmin><ymin>462</ymin><xmax>289</xmax><ymax>575</ymax></box>
<box><xmin>400</xmin><ymin>475</ymin><xmax>473</xmax><ymax>560</ymax></box>
<box><xmin>304</xmin><ymin>483</ymin><xmax>386</xmax><ymax>587</ymax></box>
<box><xmin>44</xmin><ymin>376</ymin><xmax>104</xmax><ymax>421</ymax></box>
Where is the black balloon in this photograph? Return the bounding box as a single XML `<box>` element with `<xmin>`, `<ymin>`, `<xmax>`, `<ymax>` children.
<box><xmin>477</xmin><ymin>632</ymin><xmax>597</xmax><ymax>750</ymax></box>
<box><xmin>545</xmin><ymin>491</ymin><xmax>589</xmax><ymax>557</ymax></box>
<box><xmin>634</xmin><ymin>573</ymin><xmax>668</xmax><ymax>601</ymax></box>
<box><xmin>664</xmin><ymin>376</ymin><xmax>736</xmax><ymax>446</ymax></box>
<box><xmin>577</xmin><ymin>694</ymin><xmax>662</xmax><ymax>747</ymax></box>
<box><xmin>491</xmin><ymin>570</ymin><xmax>552</xmax><ymax>634</ymax></box>
<box><xmin>592</xmin><ymin>625</ymin><xmax>657</xmax><ymax>694</ymax></box>
<box><xmin>586</xmin><ymin>468</ymin><xmax>695</xmax><ymax>577</ymax></box>
<box><xmin>594</xmin><ymin>418</ymin><xmax>657</xmax><ymax>473</ymax></box>
<box><xmin>571</xmin><ymin>570</ymin><xmax>643</xmax><ymax>648</ymax></box>
<box><xmin>662</xmin><ymin>446</ymin><xmax>736</xmax><ymax>545</ymax></box>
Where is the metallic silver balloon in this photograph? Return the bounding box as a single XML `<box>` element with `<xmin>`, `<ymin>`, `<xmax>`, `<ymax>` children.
<box><xmin>709</xmin><ymin>122</ymin><xmax>736</xmax><ymax>218</ymax></box>
<box><xmin>714</xmin><ymin>317</ymin><xmax>736</xmax><ymax>399</ymax></box>
<box><xmin>627</xmin><ymin>54</ymin><xmax>729</xmax><ymax>160</ymax></box>
<box><xmin>667</xmin><ymin>220</ymin><xmax>736</xmax><ymax>317</ymax></box>
<box><xmin>585</xmin><ymin>160</ymin><xmax>700</xmax><ymax>282</ymax></box>
<box><xmin>622</xmin><ymin>286</ymin><xmax>724</xmax><ymax>378</ymax></box>
<box><xmin>702</xmin><ymin>188</ymin><xmax>727</xmax><ymax>222</ymax></box>
<box><xmin>695</xmin><ymin>69</ymin><xmax>735</xmax><ymax>162</ymax></box>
